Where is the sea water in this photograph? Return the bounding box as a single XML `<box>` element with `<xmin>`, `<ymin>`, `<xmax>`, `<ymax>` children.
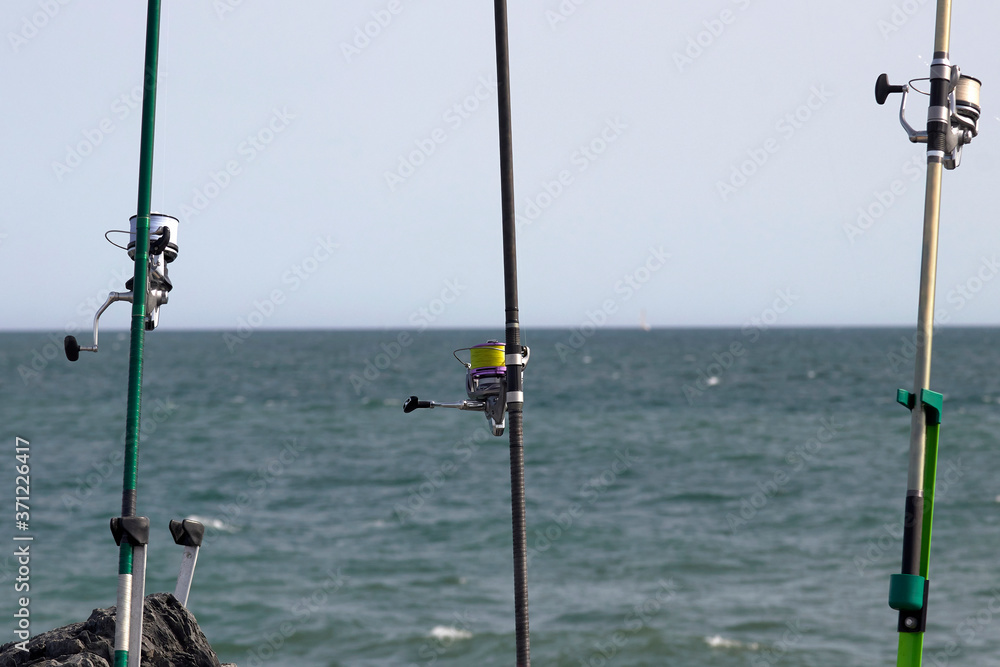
<box><xmin>2</xmin><ymin>328</ymin><xmax>999</xmax><ymax>665</ymax></box>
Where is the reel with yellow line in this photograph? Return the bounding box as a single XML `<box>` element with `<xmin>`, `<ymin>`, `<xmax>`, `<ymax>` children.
<box><xmin>403</xmin><ymin>340</ymin><xmax>529</xmax><ymax>436</ymax></box>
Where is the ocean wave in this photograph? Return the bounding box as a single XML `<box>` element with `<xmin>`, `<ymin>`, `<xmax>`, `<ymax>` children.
<box><xmin>185</xmin><ymin>515</ymin><xmax>240</xmax><ymax>533</ymax></box>
<box><xmin>704</xmin><ymin>635</ymin><xmax>760</xmax><ymax>650</ymax></box>
<box><xmin>428</xmin><ymin>626</ymin><xmax>473</xmax><ymax>641</ymax></box>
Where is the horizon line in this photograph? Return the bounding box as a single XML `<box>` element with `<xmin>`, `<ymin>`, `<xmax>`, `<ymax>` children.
<box><xmin>4</xmin><ymin>324</ymin><xmax>1000</xmax><ymax>334</ymax></box>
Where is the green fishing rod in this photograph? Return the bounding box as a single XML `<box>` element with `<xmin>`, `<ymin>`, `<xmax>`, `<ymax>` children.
<box><xmin>402</xmin><ymin>2</ymin><xmax>531</xmax><ymax>662</ymax></box>
<box><xmin>874</xmin><ymin>1</ymin><xmax>981</xmax><ymax>664</ymax></box>
<box><xmin>63</xmin><ymin>1</ymin><xmax>178</xmax><ymax>665</ymax></box>
<box><xmin>112</xmin><ymin>2</ymin><xmax>161</xmax><ymax>664</ymax></box>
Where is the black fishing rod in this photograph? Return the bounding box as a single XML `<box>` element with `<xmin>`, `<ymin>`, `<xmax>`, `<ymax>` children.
<box><xmin>874</xmin><ymin>1</ymin><xmax>981</xmax><ymax>663</ymax></box>
<box><xmin>493</xmin><ymin>0</ymin><xmax>530</xmax><ymax>663</ymax></box>
<box><xmin>403</xmin><ymin>2</ymin><xmax>531</xmax><ymax>663</ymax></box>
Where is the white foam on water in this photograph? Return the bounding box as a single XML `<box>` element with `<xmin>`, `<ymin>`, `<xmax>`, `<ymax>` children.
<box><xmin>185</xmin><ymin>515</ymin><xmax>239</xmax><ymax>533</ymax></box>
<box><xmin>704</xmin><ymin>635</ymin><xmax>760</xmax><ymax>650</ymax></box>
<box><xmin>429</xmin><ymin>626</ymin><xmax>473</xmax><ymax>641</ymax></box>
<box><xmin>706</xmin><ymin>376</ymin><xmax>720</xmax><ymax>386</ymax></box>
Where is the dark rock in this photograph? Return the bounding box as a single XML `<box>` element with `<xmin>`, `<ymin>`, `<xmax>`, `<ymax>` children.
<box><xmin>0</xmin><ymin>594</ymin><xmax>231</xmax><ymax>667</ymax></box>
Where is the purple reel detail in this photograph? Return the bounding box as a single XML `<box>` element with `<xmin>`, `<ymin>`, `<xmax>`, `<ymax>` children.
<box><xmin>467</xmin><ymin>365</ymin><xmax>506</xmax><ymax>400</ymax></box>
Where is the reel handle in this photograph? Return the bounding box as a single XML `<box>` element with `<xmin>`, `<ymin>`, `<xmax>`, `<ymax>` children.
<box><xmin>875</xmin><ymin>73</ymin><xmax>907</xmax><ymax>105</ymax></box>
<box><xmin>64</xmin><ymin>335</ymin><xmax>81</xmax><ymax>362</ymax></box>
<box><xmin>403</xmin><ymin>396</ymin><xmax>433</xmax><ymax>413</ymax></box>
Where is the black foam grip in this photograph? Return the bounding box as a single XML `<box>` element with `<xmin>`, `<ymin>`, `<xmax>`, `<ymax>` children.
<box><xmin>901</xmin><ymin>494</ymin><xmax>924</xmax><ymax>575</ymax></box>
<box><xmin>403</xmin><ymin>396</ymin><xmax>433</xmax><ymax>413</ymax></box>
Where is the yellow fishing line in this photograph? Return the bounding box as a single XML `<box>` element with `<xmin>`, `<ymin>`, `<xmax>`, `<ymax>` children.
<box><xmin>470</xmin><ymin>344</ymin><xmax>504</xmax><ymax>369</ymax></box>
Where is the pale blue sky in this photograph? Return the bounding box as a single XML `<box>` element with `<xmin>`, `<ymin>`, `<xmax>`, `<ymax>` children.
<box><xmin>3</xmin><ymin>1</ymin><xmax>1000</xmax><ymax>331</ymax></box>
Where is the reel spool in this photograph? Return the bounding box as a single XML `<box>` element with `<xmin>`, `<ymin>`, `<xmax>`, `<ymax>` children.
<box><xmin>461</xmin><ymin>342</ymin><xmax>508</xmax><ymax>435</ymax></box>
<box><xmin>128</xmin><ymin>213</ymin><xmax>179</xmax><ymax>263</ymax></box>
<box><xmin>461</xmin><ymin>342</ymin><xmax>506</xmax><ymax>400</ymax></box>
<box><xmin>404</xmin><ymin>339</ymin><xmax>529</xmax><ymax>437</ymax></box>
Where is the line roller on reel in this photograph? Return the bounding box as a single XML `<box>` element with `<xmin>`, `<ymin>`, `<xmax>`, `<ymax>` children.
<box><xmin>403</xmin><ymin>340</ymin><xmax>529</xmax><ymax>437</ymax></box>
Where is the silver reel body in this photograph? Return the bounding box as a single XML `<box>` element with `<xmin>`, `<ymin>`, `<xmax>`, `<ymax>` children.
<box><xmin>876</xmin><ymin>67</ymin><xmax>981</xmax><ymax>169</ymax></box>
<box><xmin>65</xmin><ymin>213</ymin><xmax>179</xmax><ymax>361</ymax></box>
<box><xmin>403</xmin><ymin>340</ymin><xmax>529</xmax><ymax>437</ymax></box>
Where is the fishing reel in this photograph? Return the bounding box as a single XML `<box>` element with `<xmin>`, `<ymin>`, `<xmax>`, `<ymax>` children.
<box><xmin>875</xmin><ymin>65</ymin><xmax>981</xmax><ymax>169</ymax></box>
<box><xmin>65</xmin><ymin>213</ymin><xmax>179</xmax><ymax>361</ymax></box>
<box><xmin>403</xmin><ymin>340</ymin><xmax>529</xmax><ymax>437</ymax></box>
